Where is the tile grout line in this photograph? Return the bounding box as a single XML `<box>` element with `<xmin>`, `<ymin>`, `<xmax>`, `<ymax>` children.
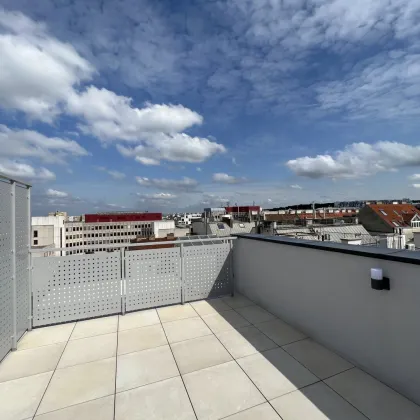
<box><xmin>156</xmin><ymin>309</ymin><xmax>199</xmax><ymax>420</ymax></box>
<box><xmin>32</xmin><ymin>322</ymin><xmax>77</xmax><ymax>418</ymax></box>
<box><xmin>113</xmin><ymin>315</ymin><xmax>120</xmax><ymax>420</ymax></box>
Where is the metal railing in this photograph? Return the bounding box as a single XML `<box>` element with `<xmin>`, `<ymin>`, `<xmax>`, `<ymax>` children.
<box><xmin>30</xmin><ymin>237</ymin><xmax>235</xmax><ymax>327</ymax></box>
<box><xmin>0</xmin><ymin>173</ymin><xmax>31</xmax><ymax>361</ymax></box>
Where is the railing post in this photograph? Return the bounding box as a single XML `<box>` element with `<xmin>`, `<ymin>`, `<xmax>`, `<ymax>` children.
<box><xmin>10</xmin><ymin>181</ymin><xmax>17</xmax><ymax>350</ymax></box>
<box><xmin>27</xmin><ymin>186</ymin><xmax>33</xmax><ymax>331</ymax></box>
<box><xmin>229</xmin><ymin>239</ymin><xmax>234</xmax><ymax>297</ymax></box>
<box><xmin>180</xmin><ymin>243</ymin><xmax>185</xmax><ymax>304</ymax></box>
<box><xmin>121</xmin><ymin>247</ymin><xmax>126</xmax><ymax>315</ymax></box>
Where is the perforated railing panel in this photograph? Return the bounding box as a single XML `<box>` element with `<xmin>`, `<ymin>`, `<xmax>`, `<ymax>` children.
<box><xmin>184</xmin><ymin>243</ymin><xmax>232</xmax><ymax>301</ymax></box>
<box><xmin>0</xmin><ymin>181</ymin><xmax>12</xmax><ymax>360</ymax></box>
<box><xmin>15</xmin><ymin>186</ymin><xmax>29</xmax><ymax>340</ymax></box>
<box><xmin>32</xmin><ymin>253</ymin><xmax>122</xmax><ymax>326</ymax></box>
<box><xmin>125</xmin><ymin>248</ymin><xmax>181</xmax><ymax>311</ymax></box>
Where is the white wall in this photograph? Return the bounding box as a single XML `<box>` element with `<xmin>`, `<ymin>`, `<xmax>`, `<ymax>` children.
<box><xmin>153</xmin><ymin>220</ymin><xmax>175</xmax><ymax>238</ymax></box>
<box><xmin>32</xmin><ymin>216</ymin><xmax>65</xmax><ymax>255</ymax></box>
<box><xmin>234</xmin><ymin>236</ymin><xmax>420</xmax><ymax>405</ymax></box>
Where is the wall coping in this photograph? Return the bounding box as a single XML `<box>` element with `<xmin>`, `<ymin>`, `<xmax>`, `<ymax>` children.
<box><xmin>236</xmin><ymin>234</ymin><xmax>420</xmax><ymax>266</ymax></box>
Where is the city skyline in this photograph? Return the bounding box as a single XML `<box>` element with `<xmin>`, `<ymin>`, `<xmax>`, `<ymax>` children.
<box><xmin>2</xmin><ymin>2</ymin><xmax>420</xmax><ymax>215</ymax></box>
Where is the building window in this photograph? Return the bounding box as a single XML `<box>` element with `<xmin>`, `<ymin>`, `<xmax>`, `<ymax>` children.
<box><xmin>392</xmin><ymin>221</ymin><xmax>400</xmax><ymax>227</ymax></box>
<box><xmin>34</xmin><ymin>230</ymin><xmax>38</xmax><ymax>238</ymax></box>
<box><xmin>34</xmin><ymin>240</ymin><xmax>38</xmax><ymax>245</ymax></box>
<box><xmin>380</xmin><ymin>209</ymin><xmax>387</xmax><ymax>216</ymax></box>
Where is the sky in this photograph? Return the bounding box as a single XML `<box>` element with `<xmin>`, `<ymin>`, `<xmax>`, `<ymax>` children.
<box><xmin>2</xmin><ymin>0</ymin><xmax>420</xmax><ymax>215</ymax></box>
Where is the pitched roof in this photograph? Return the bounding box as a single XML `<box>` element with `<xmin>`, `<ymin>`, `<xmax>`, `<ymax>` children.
<box><xmin>367</xmin><ymin>204</ymin><xmax>420</xmax><ymax>228</ymax></box>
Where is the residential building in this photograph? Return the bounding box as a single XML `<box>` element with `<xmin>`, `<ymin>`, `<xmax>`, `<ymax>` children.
<box><xmin>204</xmin><ymin>207</ymin><xmax>226</xmax><ymax>221</ymax></box>
<box><xmin>225</xmin><ymin>206</ymin><xmax>261</xmax><ymax>222</ymax></box>
<box><xmin>176</xmin><ymin>213</ymin><xmax>202</xmax><ymax>227</ymax></box>
<box><xmin>192</xmin><ymin>220</ymin><xmax>256</xmax><ymax>237</ymax></box>
<box><xmin>31</xmin><ymin>214</ymin><xmax>66</xmax><ymax>256</ymax></box>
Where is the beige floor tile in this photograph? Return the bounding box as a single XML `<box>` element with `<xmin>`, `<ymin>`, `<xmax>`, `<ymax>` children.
<box><xmin>222</xmin><ymin>294</ymin><xmax>254</xmax><ymax>309</ymax></box>
<box><xmin>162</xmin><ymin>317</ymin><xmax>212</xmax><ymax>343</ymax></box>
<box><xmin>271</xmin><ymin>382</ymin><xmax>366</xmax><ymax>420</ymax></box>
<box><xmin>71</xmin><ymin>316</ymin><xmax>118</xmax><ymax>340</ymax></box>
<box><xmin>18</xmin><ymin>324</ymin><xmax>75</xmax><ymax>350</ymax></box>
<box><xmin>255</xmin><ymin>318</ymin><xmax>307</xmax><ymax>346</ymax></box>
<box><xmin>117</xmin><ymin>324</ymin><xmax>167</xmax><ymax>355</ymax></box>
<box><xmin>236</xmin><ymin>305</ymin><xmax>276</xmax><ymax>324</ymax></box>
<box><xmin>283</xmin><ymin>339</ymin><xmax>353</xmax><ymax>379</ymax></box>
<box><xmin>216</xmin><ymin>326</ymin><xmax>277</xmax><ymax>359</ymax></box>
<box><xmin>183</xmin><ymin>361</ymin><xmax>265</xmax><ymax>420</ymax></box>
<box><xmin>37</xmin><ymin>357</ymin><xmax>116</xmax><ymax>415</ymax></box>
<box><xmin>201</xmin><ymin>310</ymin><xmax>250</xmax><ymax>333</ymax></box>
<box><xmin>116</xmin><ymin>345</ymin><xmax>179</xmax><ymax>392</ymax></box>
<box><xmin>115</xmin><ymin>376</ymin><xmax>196</xmax><ymax>420</ymax></box>
<box><xmin>35</xmin><ymin>395</ymin><xmax>114</xmax><ymax>420</ymax></box>
<box><xmin>190</xmin><ymin>299</ymin><xmax>231</xmax><ymax>316</ymax></box>
<box><xmin>0</xmin><ymin>371</ymin><xmax>52</xmax><ymax>420</ymax></box>
<box><xmin>119</xmin><ymin>309</ymin><xmax>160</xmax><ymax>331</ymax></box>
<box><xmin>58</xmin><ymin>333</ymin><xmax>117</xmax><ymax>368</ymax></box>
<box><xmin>237</xmin><ymin>348</ymin><xmax>318</xmax><ymax>399</ymax></box>
<box><xmin>325</xmin><ymin>368</ymin><xmax>420</xmax><ymax>420</ymax></box>
<box><xmin>171</xmin><ymin>334</ymin><xmax>232</xmax><ymax>374</ymax></box>
<box><xmin>0</xmin><ymin>342</ymin><xmax>65</xmax><ymax>382</ymax></box>
<box><xmin>224</xmin><ymin>403</ymin><xmax>281</xmax><ymax>419</ymax></box>
<box><xmin>157</xmin><ymin>303</ymin><xmax>198</xmax><ymax>322</ymax></box>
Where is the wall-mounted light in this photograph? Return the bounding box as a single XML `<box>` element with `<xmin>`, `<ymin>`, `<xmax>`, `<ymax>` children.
<box><xmin>371</xmin><ymin>268</ymin><xmax>390</xmax><ymax>291</ymax></box>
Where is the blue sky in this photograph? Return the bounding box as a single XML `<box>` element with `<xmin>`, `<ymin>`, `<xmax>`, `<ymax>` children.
<box><xmin>2</xmin><ymin>0</ymin><xmax>420</xmax><ymax>215</ymax></box>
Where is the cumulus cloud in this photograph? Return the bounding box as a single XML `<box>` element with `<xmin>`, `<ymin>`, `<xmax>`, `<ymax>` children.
<box><xmin>412</xmin><ymin>184</ymin><xmax>420</xmax><ymax>188</ymax></box>
<box><xmin>137</xmin><ymin>192</ymin><xmax>177</xmax><ymax>200</ymax></box>
<box><xmin>136</xmin><ymin>176</ymin><xmax>199</xmax><ymax>192</ymax></box>
<box><xmin>0</xmin><ymin>8</ymin><xmax>94</xmax><ymax>122</ymax></box>
<box><xmin>290</xmin><ymin>184</ymin><xmax>302</xmax><ymax>189</ymax></box>
<box><xmin>212</xmin><ymin>173</ymin><xmax>247</xmax><ymax>184</ymax></box>
<box><xmin>409</xmin><ymin>174</ymin><xmax>420</xmax><ymax>181</ymax></box>
<box><xmin>0</xmin><ymin>160</ymin><xmax>55</xmax><ymax>180</ymax></box>
<box><xmin>46</xmin><ymin>188</ymin><xmax>68</xmax><ymax>198</ymax></box>
<box><xmin>287</xmin><ymin>141</ymin><xmax>420</xmax><ymax>179</ymax></box>
<box><xmin>95</xmin><ymin>166</ymin><xmax>126</xmax><ymax>180</ymax></box>
<box><xmin>0</xmin><ymin>125</ymin><xmax>88</xmax><ymax>164</ymax></box>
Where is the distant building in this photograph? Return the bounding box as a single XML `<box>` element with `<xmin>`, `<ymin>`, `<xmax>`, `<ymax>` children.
<box><xmin>192</xmin><ymin>220</ymin><xmax>255</xmax><ymax>237</ymax></box>
<box><xmin>225</xmin><ymin>206</ymin><xmax>261</xmax><ymax>222</ymax></box>
<box><xmin>204</xmin><ymin>208</ymin><xmax>226</xmax><ymax>221</ymax></box>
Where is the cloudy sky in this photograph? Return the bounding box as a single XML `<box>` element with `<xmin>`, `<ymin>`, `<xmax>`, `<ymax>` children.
<box><xmin>2</xmin><ymin>0</ymin><xmax>420</xmax><ymax>215</ymax></box>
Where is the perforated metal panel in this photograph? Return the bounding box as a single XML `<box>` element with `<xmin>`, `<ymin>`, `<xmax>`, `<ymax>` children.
<box><xmin>125</xmin><ymin>248</ymin><xmax>181</xmax><ymax>311</ymax></box>
<box><xmin>0</xmin><ymin>181</ymin><xmax>12</xmax><ymax>360</ymax></box>
<box><xmin>183</xmin><ymin>243</ymin><xmax>232</xmax><ymax>301</ymax></box>
<box><xmin>32</xmin><ymin>253</ymin><xmax>122</xmax><ymax>326</ymax></box>
<box><xmin>15</xmin><ymin>186</ymin><xmax>29</xmax><ymax>340</ymax></box>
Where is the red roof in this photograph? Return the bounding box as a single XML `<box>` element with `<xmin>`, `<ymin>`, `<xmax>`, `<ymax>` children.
<box><xmin>84</xmin><ymin>213</ymin><xmax>162</xmax><ymax>223</ymax></box>
<box><xmin>367</xmin><ymin>204</ymin><xmax>420</xmax><ymax>228</ymax></box>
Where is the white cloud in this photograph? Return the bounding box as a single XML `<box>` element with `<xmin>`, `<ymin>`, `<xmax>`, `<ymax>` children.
<box><xmin>409</xmin><ymin>174</ymin><xmax>420</xmax><ymax>180</ymax></box>
<box><xmin>212</xmin><ymin>173</ymin><xmax>246</xmax><ymax>184</ymax></box>
<box><xmin>0</xmin><ymin>125</ymin><xmax>88</xmax><ymax>164</ymax></box>
<box><xmin>117</xmin><ymin>133</ymin><xmax>226</xmax><ymax>165</ymax></box>
<box><xmin>136</xmin><ymin>176</ymin><xmax>199</xmax><ymax>192</ymax></box>
<box><xmin>95</xmin><ymin>166</ymin><xmax>126</xmax><ymax>180</ymax></box>
<box><xmin>196</xmin><ymin>167</ymin><xmax>202</xmax><ymax>172</ymax></box>
<box><xmin>137</xmin><ymin>192</ymin><xmax>177</xmax><ymax>200</ymax></box>
<box><xmin>287</xmin><ymin>141</ymin><xmax>420</xmax><ymax>179</ymax></box>
<box><xmin>290</xmin><ymin>184</ymin><xmax>302</xmax><ymax>189</ymax></box>
<box><xmin>46</xmin><ymin>188</ymin><xmax>68</xmax><ymax>198</ymax></box>
<box><xmin>0</xmin><ymin>160</ymin><xmax>55</xmax><ymax>180</ymax></box>
<box><xmin>0</xmin><ymin>8</ymin><xmax>94</xmax><ymax>122</ymax></box>
<box><xmin>232</xmin><ymin>157</ymin><xmax>238</xmax><ymax>166</ymax></box>
<box><xmin>412</xmin><ymin>184</ymin><xmax>420</xmax><ymax>188</ymax></box>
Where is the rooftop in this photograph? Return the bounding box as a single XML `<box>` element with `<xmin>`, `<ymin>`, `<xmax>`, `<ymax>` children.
<box><xmin>367</xmin><ymin>203</ymin><xmax>420</xmax><ymax>228</ymax></box>
<box><xmin>2</xmin><ymin>296</ymin><xmax>419</xmax><ymax>420</ymax></box>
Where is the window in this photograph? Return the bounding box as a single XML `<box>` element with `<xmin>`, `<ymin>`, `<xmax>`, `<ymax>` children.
<box><xmin>392</xmin><ymin>221</ymin><xmax>400</xmax><ymax>227</ymax></box>
<box><xmin>34</xmin><ymin>240</ymin><xmax>38</xmax><ymax>245</ymax></box>
<box><xmin>380</xmin><ymin>209</ymin><xmax>387</xmax><ymax>216</ymax></box>
<box><xmin>393</xmin><ymin>210</ymin><xmax>400</xmax><ymax>216</ymax></box>
<box><xmin>34</xmin><ymin>230</ymin><xmax>38</xmax><ymax>238</ymax></box>
<box><xmin>217</xmin><ymin>223</ymin><xmax>225</xmax><ymax>230</ymax></box>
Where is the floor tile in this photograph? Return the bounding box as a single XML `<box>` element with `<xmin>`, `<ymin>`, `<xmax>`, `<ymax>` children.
<box><xmin>236</xmin><ymin>305</ymin><xmax>276</xmax><ymax>324</ymax></box>
<box><xmin>58</xmin><ymin>333</ymin><xmax>117</xmax><ymax>368</ymax></box>
<box><xmin>325</xmin><ymin>368</ymin><xmax>420</xmax><ymax>420</ymax></box>
<box><xmin>216</xmin><ymin>326</ymin><xmax>277</xmax><ymax>359</ymax></box>
<box><xmin>171</xmin><ymin>334</ymin><xmax>232</xmax><ymax>374</ymax></box>
<box><xmin>162</xmin><ymin>317</ymin><xmax>212</xmax><ymax>343</ymax></box>
<box><xmin>157</xmin><ymin>303</ymin><xmax>198</xmax><ymax>322</ymax></box>
<box><xmin>0</xmin><ymin>343</ymin><xmax>65</xmax><ymax>382</ymax></box>
<box><xmin>37</xmin><ymin>357</ymin><xmax>116</xmax><ymax>415</ymax></box>
<box><xmin>35</xmin><ymin>395</ymin><xmax>114</xmax><ymax>420</ymax></box>
<box><xmin>190</xmin><ymin>299</ymin><xmax>231</xmax><ymax>316</ymax></box>
<box><xmin>118</xmin><ymin>324</ymin><xmax>167</xmax><ymax>355</ymax></box>
<box><xmin>116</xmin><ymin>345</ymin><xmax>179</xmax><ymax>392</ymax></box>
<box><xmin>237</xmin><ymin>348</ymin><xmax>318</xmax><ymax>399</ymax></box>
<box><xmin>201</xmin><ymin>310</ymin><xmax>250</xmax><ymax>333</ymax></box>
<box><xmin>115</xmin><ymin>376</ymin><xmax>196</xmax><ymax>420</ymax></box>
<box><xmin>224</xmin><ymin>403</ymin><xmax>281</xmax><ymax>419</ymax></box>
<box><xmin>222</xmin><ymin>294</ymin><xmax>254</xmax><ymax>309</ymax></box>
<box><xmin>0</xmin><ymin>371</ymin><xmax>52</xmax><ymax>420</ymax></box>
<box><xmin>71</xmin><ymin>316</ymin><xmax>118</xmax><ymax>340</ymax></box>
<box><xmin>18</xmin><ymin>324</ymin><xmax>75</xmax><ymax>350</ymax></box>
<box><xmin>255</xmin><ymin>318</ymin><xmax>307</xmax><ymax>346</ymax></box>
<box><xmin>183</xmin><ymin>361</ymin><xmax>265</xmax><ymax>420</ymax></box>
<box><xmin>271</xmin><ymin>381</ymin><xmax>367</xmax><ymax>420</ymax></box>
<box><xmin>119</xmin><ymin>309</ymin><xmax>160</xmax><ymax>331</ymax></box>
<box><xmin>283</xmin><ymin>338</ymin><xmax>353</xmax><ymax>379</ymax></box>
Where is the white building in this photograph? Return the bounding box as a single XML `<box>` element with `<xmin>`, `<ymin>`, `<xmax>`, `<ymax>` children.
<box><xmin>31</xmin><ymin>215</ymin><xmax>66</xmax><ymax>256</ymax></box>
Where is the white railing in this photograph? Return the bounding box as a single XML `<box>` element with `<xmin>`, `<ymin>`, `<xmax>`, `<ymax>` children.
<box><xmin>0</xmin><ymin>173</ymin><xmax>31</xmax><ymax>361</ymax></box>
<box><xmin>30</xmin><ymin>238</ymin><xmax>235</xmax><ymax>327</ymax></box>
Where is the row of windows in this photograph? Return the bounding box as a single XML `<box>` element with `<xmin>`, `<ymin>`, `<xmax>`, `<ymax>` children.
<box><xmin>65</xmin><ymin>230</ymin><xmax>151</xmax><ymax>240</ymax></box>
<box><xmin>65</xmin><ymin>239</ymin><xmax>130</xmax><ymax>247</ymax></box>
<box><xmin>65</xmin><ymin>223</ymin><xmax>152</xmax><ymax>232</ymax></box>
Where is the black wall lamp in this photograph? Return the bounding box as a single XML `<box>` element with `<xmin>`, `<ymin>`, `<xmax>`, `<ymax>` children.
<box><xmin>371</xmin><ymin>268</ymin><xmax>390</xmax><ymax>291</ymax></box>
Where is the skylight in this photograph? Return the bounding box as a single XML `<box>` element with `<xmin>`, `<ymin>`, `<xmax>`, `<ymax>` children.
<box><xmin>380</xmin><ymin>209</ymin><xmax>387</xmax><ymax>216</ymax></box>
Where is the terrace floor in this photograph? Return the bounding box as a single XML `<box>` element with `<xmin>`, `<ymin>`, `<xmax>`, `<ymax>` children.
<box><xmin>0</xmin><ymin>295</ymin><xmax>419</xmax><ymax>420</ymax></box>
